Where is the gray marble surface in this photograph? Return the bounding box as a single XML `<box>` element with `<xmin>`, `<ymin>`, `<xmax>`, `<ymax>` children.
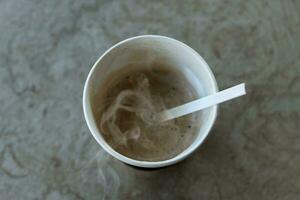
<box><xmin>0</xmin><ymin>0</ymin><xmax>299</xmax><ymax>199</ymax></box>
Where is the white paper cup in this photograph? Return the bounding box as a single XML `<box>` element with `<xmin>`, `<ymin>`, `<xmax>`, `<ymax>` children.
<box><xmin>83</xmin><ymin>35</ymin><xmax>218</xmax><ymax>168</ymax></box>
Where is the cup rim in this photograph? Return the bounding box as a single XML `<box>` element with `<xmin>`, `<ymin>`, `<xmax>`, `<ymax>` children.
<box><xmin>83</xmin><ymin>35</ymin><xmax>218</xmax><ymax>168</ymax></box>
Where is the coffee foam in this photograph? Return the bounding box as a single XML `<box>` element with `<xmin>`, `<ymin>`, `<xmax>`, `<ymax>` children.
<box><xmin>94</xmin><ymin>64</ymin><xmax>201</xmax><ymax>161</ymax></box>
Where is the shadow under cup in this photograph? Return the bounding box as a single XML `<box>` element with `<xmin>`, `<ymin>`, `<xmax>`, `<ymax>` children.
<box><xmin>83</xmin><ymin>35</ymin><xmax>218</xmax><ymax>168</ymax></box>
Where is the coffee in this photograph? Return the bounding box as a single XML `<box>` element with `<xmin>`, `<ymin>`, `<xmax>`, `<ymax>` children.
<box><xmin>92</xmin><ymin>64</ymin><xmax>201</xmax><ymax>161</ymax></box>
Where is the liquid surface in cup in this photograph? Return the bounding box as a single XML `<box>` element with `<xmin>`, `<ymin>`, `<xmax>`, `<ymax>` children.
<box><xmin>93</xmin><ymin>64</ymin><xmax>201</xmax><ymax>161</ymax></box>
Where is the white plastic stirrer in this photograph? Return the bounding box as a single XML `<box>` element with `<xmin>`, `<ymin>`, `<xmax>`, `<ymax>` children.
<box><xmin>158</xmin><ymin>83</ymin><xmax>246</xmax><ymax>122</ymax></box>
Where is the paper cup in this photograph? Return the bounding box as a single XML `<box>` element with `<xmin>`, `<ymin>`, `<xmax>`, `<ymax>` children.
<box><xmin>83</xmin><ymin>35</ymin><xmax>218</xmax><ymax>168</ymax></box>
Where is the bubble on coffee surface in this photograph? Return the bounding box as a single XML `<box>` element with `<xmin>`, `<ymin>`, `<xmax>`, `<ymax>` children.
<box><xmin>97</xmin><ymin>66</ymin><xmax>200</xmax><ymax>161</ymax></box>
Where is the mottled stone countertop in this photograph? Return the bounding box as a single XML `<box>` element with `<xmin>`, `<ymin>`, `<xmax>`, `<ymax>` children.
<box><xmin>0</xmin><ymin>0</ymin><xmax>299</xmax><ymax>199</ymax></box>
